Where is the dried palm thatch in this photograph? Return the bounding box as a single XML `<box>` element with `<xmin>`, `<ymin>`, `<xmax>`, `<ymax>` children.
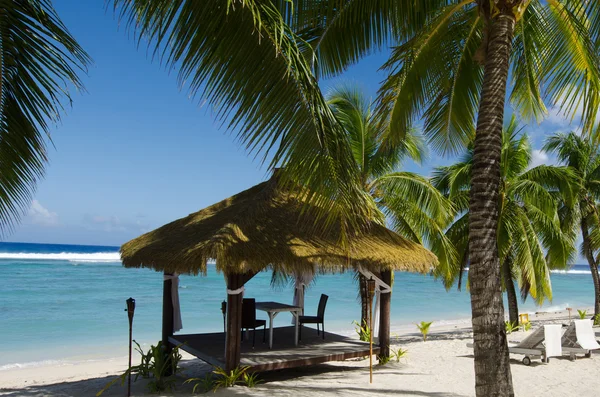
<box><xmin>121</xmin><ymin>173</ymin><xmax>438</xmax><ymax>276</ymax></box>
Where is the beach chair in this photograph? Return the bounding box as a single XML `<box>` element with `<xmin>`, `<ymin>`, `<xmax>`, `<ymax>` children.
<box><xmin>561</xmin><ymin>319</ymin><xmax>600</xmax><ymax>360</ymax></box>
<box><xmin>509</xmin><ymin>324</ymin><xmax>562</xmax><ymax>365</ymax></box>
<box><xmin>468</xmin><ymin>324</ymin><xmax>561</xmax><ymax>365</ymax></box>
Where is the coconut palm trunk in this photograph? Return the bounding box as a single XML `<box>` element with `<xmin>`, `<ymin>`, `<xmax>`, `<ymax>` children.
<box><xmin>468</xmin><ymin>10</ymin><xmax>515</xmax><ymax>397</ymax></box>
<box><xmin>581</xmin><ymin>217</ymin><xmax>600</xmax><ymax>317</ymax></box>
<box><xmin>502</xmin><ymin>255</ymin><xmax>519</xmax><ymax>327</ymax></box>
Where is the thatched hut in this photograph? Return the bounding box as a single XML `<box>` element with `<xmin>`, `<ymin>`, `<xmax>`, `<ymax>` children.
<box><xmin>121</xmin><ymin>172</ymin><xmax>437</xmax><ymax>370</ymax></box>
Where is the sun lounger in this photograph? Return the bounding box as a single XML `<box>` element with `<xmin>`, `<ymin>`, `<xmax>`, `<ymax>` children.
<box><xmin>510</xmin><ymin>324</ymin><xmax>562</xmax><ymax>365</ymax></box>
<box><xmin>562</xmin><ymin>319</ymin><xmax>600</xmax><ymax>360</ymax></box>
<box><xmin>468</xmin><ymin>325</ymin><xmax>561</xmax><ymax>365</ymax></box>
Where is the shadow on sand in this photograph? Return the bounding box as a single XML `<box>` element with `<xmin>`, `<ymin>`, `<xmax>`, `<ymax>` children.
<box><xmin>0</xmin><ymin>360</ymin><xmax>469</xmax><ymax>397</ymax></box>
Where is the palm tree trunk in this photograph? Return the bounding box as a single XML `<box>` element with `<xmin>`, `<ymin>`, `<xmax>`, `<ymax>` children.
<box><xmin>468</xmin><ymin>10</ymin><xmax>515</xmax><ymax>397</ymax></box>
<box><xmin>581</xmin><ymin>217</ymin><xmax>600</xmax><ymax>318</ymax></box>
<box><xmin>502</xmin><ymin>256</ymin><xmax>519</xmax><ymax>327</ymax></box>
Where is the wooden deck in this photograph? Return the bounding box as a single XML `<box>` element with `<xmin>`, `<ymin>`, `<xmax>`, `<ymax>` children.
<box><xmin>170</xmin><ymin>326</ymin><xmax>378</xmax><ymax>372</ymax></box>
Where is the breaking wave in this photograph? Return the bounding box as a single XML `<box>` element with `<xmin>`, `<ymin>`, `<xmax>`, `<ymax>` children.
<box><xmin>0</xmin><ymin>252</ymin><xmax>121</xmax><ymax>262</ymax></box>
<box><xmin>550</xmin><ymin>269</ymin><xmax>591</xmax><ymax>275</ymax></box>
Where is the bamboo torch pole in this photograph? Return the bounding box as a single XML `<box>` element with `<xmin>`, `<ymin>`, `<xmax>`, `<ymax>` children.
<box><xmin>367</xmin><ymin>277</ymin><xmax>376</xmax><ymax>384</ymax></box>
<box><xmin>125</xmin><ymin>298</ymin><xmax>136</xmax><ymax>397</ymax></box>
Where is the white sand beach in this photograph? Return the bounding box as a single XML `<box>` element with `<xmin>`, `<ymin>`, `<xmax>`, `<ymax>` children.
<box><xmin>1</xmin><ymin>309</ymin><xmax>599</xmax><ymax>397</ymax></box>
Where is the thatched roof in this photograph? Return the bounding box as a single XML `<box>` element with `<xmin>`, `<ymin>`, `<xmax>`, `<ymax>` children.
<box><xmin>121</xmin><ymin>173</ymin><xmax>438</xmax><ymax>276</ymax></box>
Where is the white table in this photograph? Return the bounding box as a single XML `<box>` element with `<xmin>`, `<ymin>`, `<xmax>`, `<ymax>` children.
<box><xmin>255</xmin><ymin>301</ymin><xmax>302</xmax><ymax>349</ymax></box>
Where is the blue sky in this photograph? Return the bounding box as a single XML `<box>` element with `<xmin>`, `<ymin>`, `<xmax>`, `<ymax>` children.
<box><xmin>9</xmin><ymin>0</ymin><xmax>580</xmax><ymax>247</ymax></box>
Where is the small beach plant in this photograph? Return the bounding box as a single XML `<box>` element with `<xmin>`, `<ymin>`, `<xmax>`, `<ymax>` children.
<box><xmin>352</xmin><ymin>320</ymin><xmax>371</xmax><ymax>342</ymax></box>
<box><xmin>416</xmin><ymin>321</ymin><xmax>433</xmax><ymax>342</ymax></box>
<box><xmin>377</xmin><ymin>354</ymin><xmax>391</xmax><ymax>366</ymax></box>
<box><xmin>243</xmin><ymin>372</ymin><xmax>263</xmax><ymax>388</ymax></box>
<box><xmin>522</xmin><ymin>322</ymin><xmax>532</xmax><ymax>332</ymax></box>
<box><xmin>391</xmin><ymin>347</ymin><xmax>408</xmax><ymax>362</ymax></box>
<box><xmin>578</xmin><ymin>309</ymin><xmax>588</xmax><ymax>319</ymax></box>
<box><xmin>143</xmin><ymin>342</ymin><xmax>182</xmax><ymax>393</ymax></box>
<box><xmin>184</xmin><ymin>373</ymin><xmax>215</xmax><ymax>394</ymax></box>
<box><xmin>505</xmin><ymin>321</ymin><xmax>519</xmax><ymax>334</ymax></box>
<box><xmin>96</xmin><ymin>341</ymin><xmax>182</xmax><ymax>396</ymax></box>
<box><xmin>594</xmin><ymin>315</ymin><xmax>600</xmax><ymax>326</ymax></box>
<box><xmin>211</xmin><ymin>365</ymin><xmax>250</xmax><ymax>391</ymax></box>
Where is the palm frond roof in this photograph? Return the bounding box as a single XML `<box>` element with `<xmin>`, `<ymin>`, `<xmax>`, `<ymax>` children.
<box><xmin>121</xmin><ymin>172</ymin><xmax>438</xmax><ymax>276</ymax></box>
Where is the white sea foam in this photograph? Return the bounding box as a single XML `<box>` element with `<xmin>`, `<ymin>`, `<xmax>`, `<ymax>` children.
<box><xmin>466</xmin><ymin>267</ymin><xmax>590</xmax><ymax>275</ymax></box>
<box><xmin>0</xmin><ymin>252</ymin><xmax>121</xmax><ymax>262</ymax></box>
<box><xmin>0</xmin><ymin>359</ymin><xmax>63</xmax><ymax>371</ymax></box>
<box><xmin>535</xmin><ymin>303</ymin><xmax>571</xmax><ymax>313</ymax></box>
<box><xmin>551</xmin><ymin>269</ymin><xmax>591</xmax><ymax>275</ymax></box>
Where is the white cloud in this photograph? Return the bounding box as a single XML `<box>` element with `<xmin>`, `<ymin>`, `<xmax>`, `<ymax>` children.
<box><xmin>544</xmin><ymin>95</ymin><xmax>600</xmax><ymax>131</ymax></box>
<box><xmin>545</xmin><ymin>106</ymin><xmax>573</xmax><ymax>128</ymax></box>
<box><xmin>27</xmin><ymin>200</ymin><xmax>59</xmax><ymax>226</ymax></box>
<box><xmin>530</xmin><ymin>149</ymin><xmax>550</xmax><ymax>169</ymax></box>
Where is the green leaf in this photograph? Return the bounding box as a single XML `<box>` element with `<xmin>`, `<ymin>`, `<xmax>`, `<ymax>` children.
<box><xmin>0</xmin><ymin>0</ymin><xmax>90</xmax><ymax>236</ymax></box>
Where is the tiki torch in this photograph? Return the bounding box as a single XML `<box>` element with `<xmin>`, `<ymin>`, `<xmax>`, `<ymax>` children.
<box><xmin>221</xmin><ymin>300</ymin><xmax>227</xmax><ymax>332</ymax></box>
<box><xmin>125</xmin><ymin>297</ymin><xmax>136</xmax><ymax>397</ymax></box>
<box><xmin>367</xmin><ymin>277</ymin><xmax>376</xmax><ymax>384</ymax></box>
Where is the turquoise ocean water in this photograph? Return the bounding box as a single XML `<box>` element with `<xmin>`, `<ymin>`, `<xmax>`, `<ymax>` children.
<box><xmin>0</xmin><ymin>242</ymin><xmax>596</xmax><ymax>369</ymax></box>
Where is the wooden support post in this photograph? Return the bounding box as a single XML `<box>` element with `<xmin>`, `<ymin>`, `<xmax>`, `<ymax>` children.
<box><xmin>225</xmin><ymin>273</ymin><xmax>244</xmax><ymax>372</ymax></box>
<box><xmin>378</xmin><ymin>269</ymin><xmax>392</xmax><ymax>358</ymax></box>
<box><xmin>162</xmin><ymin>271</ymin><xmax>174</xmax><ymax>354</ymax></box>
<box><xmin>224</xmin><ymin>271</ymin><xmax>258</xmax><ymax>371</ymax></box>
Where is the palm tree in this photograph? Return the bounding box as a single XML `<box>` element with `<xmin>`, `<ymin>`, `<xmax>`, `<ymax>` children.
<box><xmin>281</xmin><ymin>2</ymin><xmax>600</xmax><ymax>394</ymax></box>
<box><xmin>327</xmin><ymin>85</ymin><xmax>455</xmax><ymax>355</ymax></box>
<box><xmin>433</xmin><ymin>118</ymin><xmax>576</xmax><ymax>326</ymax></box>
<box><xmin>544</xmin><ymin>132</ymin><xmax>600</xmax><ymax>319</ymax></box>
<box><xmin>0</xmin><ymin>1</ymin><xmax>89</xmax><ymax>235</ymax></box>
<box><xmin>112</xmin><ymin>2</ymin><xmax>600</xmax><ymax>394</ymax></box>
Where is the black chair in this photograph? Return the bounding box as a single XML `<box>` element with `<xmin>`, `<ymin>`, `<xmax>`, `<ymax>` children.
<box><xmin>241</xmin><ymin>298</ymin><xmax>266</xmax><ymax>347</ymax></box>
<box><xmin>299</xmin><ymin>294</ymin><xmax>328</xmax><ymax>340</ymax></box>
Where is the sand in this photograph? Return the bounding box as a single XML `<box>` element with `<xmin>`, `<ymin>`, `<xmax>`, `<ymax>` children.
<box><xmin>2</xmin><ymin>309</ymin><xmax>599</xmax><ymax>397</ymax></box>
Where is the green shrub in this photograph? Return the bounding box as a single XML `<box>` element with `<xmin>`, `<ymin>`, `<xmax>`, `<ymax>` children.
<box><xmin>243</xmin><ymin>372</ymin><xmax>263</xmax><ymax>388</ymax></box>
<box><xmin>377</xmin><ymin>354</ymin><xmax>391</xmax><ymax>366</ymax></box>
<box><xmin>578</xmin><ymin>309</ymin><xmax>588</xmax><ymax>319</ymax></box>
<box><xmin>352</xmin><ymin>320</ymin><xmax>371</xmax><ymax>342</ymax></box>
<box><xmin>391</xmin><ymin>347</ymin><xmax>408</xmax><ymax>362</ymax></box>
<box><xmin>97</xmin><ymin>341</ymin><xmax>182</xmax><ymax>396</ymax></box>
<box><xmin>505</xmin><ymin>321</ymin><xmax>519</xmax><ymax>334</ymax></box>
<box><xmin>186</xmin><ymin>367</ymin><xmax>260</xmax><ymax>393</ymax></box>
<box><xmin>416</xmin><ymin>321</ymin><xmax>433</xmax><ymax>341</ymax></box>
<box><xmin>184</xmin><ymin>373</ymin><xmax>214</xmax><ymax>394</ymax></box>
<box><xmin>211</xmin><ymin>366</ymin><xmax>250</xmax><ymax>391</ymax></box>
<box><xmin>594</xmin><ymin>314</ymin><xmax>600</xmax><ymax>326</ymax></box>
<box><xmin>521</xmin><ymin>321</ymin><xmax>532</xmax><ymax>331</ymax></box>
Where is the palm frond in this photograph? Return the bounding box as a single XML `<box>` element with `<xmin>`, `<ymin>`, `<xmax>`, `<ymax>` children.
<box><xmin>373</xmin><ymin>172</ymin><xmax>455</xmax><ymax>225</ymax></box>
<box><xmin>376</xmin><ymin>2</ymin><xmax>480</xmax><ymax>155</ymax></box>
<box><xmin>0</xmin><ymin>0</ymin><xmax>90</xmax><ymax>235</ymax></box>
<box><xmin>441</xmin><ymin>212</ymin><xmax>469</xmax><ymax>289</ymax></box>
<box><xmin>526</xmin><ymin>204</ymin><xmax>575</xmax><ymax>270</ymax></box>
<box><xmin>111</xmin><ymin>0</ymin><xmax>377</xmax><ymax>236</ymax></box>
<box><xmin>517</xmin><ymin>165</ymin><xmax>579</xmax><ymax>207</ymax></box>
<box><xmin>510</xmin><ymin>1</ymin><xmax>547</xmax><ymax>122</ymax></box>
<box><xmin>280</xmin><ymin>0</ymin><xmax>449</xmax><ymax>78</ymax></box>
<box><xmin>544</xmin><ymin>0</ymin><xmax>600</xmax><ymax>137</ymax></box>
<box><xmin>512</xmin><ymin>205</ymin><xmax>552</xmax><ymax>303</ymax></box>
